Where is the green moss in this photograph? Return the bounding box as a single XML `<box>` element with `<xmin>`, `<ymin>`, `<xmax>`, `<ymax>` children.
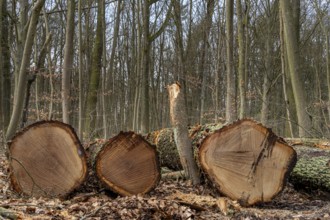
<box><xmin>290</xmin><ymin>156</ymin><xmax>330</xmax><ymax>192</ymax></box>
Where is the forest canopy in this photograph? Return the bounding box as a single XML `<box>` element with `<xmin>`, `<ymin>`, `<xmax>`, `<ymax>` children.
<box><xmin>1</xmin><ymin>0</ymin><xmax>330</xmax><ymax>140</ymax></box>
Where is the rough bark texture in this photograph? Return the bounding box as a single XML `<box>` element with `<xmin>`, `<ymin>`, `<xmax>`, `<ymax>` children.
<box><xmin>8</xmin><ymin>121</ymin><xmax>87</xmax><ymax>198</ymax></box>
<box><xmin>146</xmin><ymin>123</ymin><xmax>224</xmax><ymax>170</ymax></box>
<box><xmin>199</xmin><ymin>119</ymin><xmax>297</xmax><ymax>206</ymax></box>
<box><xmin>95</xmin><ymin>132</ymin><xmax>160</xmax><ymax>196</ymax></box>
<box><xmin>290</xmin><ymin>145</ymin><xmax>330</xmax><ymax>192</ymax></box>
<box><xmin>62</xmin><ymin>0</ymin><xmax>75</xmax><ymax>124</ymax></box>
<box><xmin>168</xmin><ymin>83</ymin><xmax>200</xmax><ymax>184</ymax></box>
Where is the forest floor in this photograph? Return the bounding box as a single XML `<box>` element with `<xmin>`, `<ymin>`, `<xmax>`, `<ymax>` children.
<box><xmin>0</xmin><ymin>151</ymin><xmax>330</xmax><ymax>219</ymax></box>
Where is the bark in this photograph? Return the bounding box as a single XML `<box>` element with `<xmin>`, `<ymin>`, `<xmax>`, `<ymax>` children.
<box><xmin>280</xmin><ymin>0</ymin><xmax>312</xmax><ymax>137</ymax></box>
<box><xmin>93</xmin><ymin>131</ymin><xmax>160</xmax><ymax>196</ymax></box>
<box><xmin>5</xmin><ymin>0</ymin><xmax>46</xmax><ymax>140</ymax></box>
<box><xmin>225</xmin><ymin>0</ymin><xmax>236</xmax><ymax>122</ymax></box>
<box><xmin>237</xmin><ymin>0</ymin><xmax>246</xmax><ymax>119</ymax></box>
<box><xmin>280</xmin><ymin>10</ymin><xmax>294</xmax><ymax>137</ymax></box>
<box><xmin>8</xmin><ymin>121</ymin><xmax>87</xmax><ymax>198</ymax></box>
<box><xmin>0</xmin><ymin>0</ymin><xmax>11</xmax><ymax>131</ymax></box>
<box><xmin>62</xmin><ymin>0</ymin><xmax>76</xmax><ymax>124</ymax></box>
<box><xmin>85</xmin><ymin>0</ymin><xmax>103</xmax><ymax>135</ymax></box>
<box><xmin>78</xmin><ymin>0</ymin><xmax>83</xmax><ymax>139</ymax></box>
<box><xmin>168</xmin><ymin>83</ymin><xmax>200</xmax><ymax>184</ymax></box>
<box><xmin>290</xmin><ymin>145</ymin><xmax>330</xmax><ymax>192</ymax></box>
<box><xmin>141</xmin><ymin>0</ymin><xmax>151</xmax><ymax>133</ymax></box>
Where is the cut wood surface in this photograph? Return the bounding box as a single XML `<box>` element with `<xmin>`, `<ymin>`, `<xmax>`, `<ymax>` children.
<box><xmin>95</xmin><ymin>132</ymin><xmax>160</xmax><ymax>196</ymax></box>
<box><xmin>8</xmin><ymin>121</ymin><xmax>87</xmax><ymax>198</ymax></box>
<box><xmin>199</xmin><ymin>119</ymin><xmax>297</xmax><ymax>206</ymax></box>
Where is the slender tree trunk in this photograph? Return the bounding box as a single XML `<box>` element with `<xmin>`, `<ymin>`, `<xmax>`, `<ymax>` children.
<box><xmin>260</xmin><ymin>7</ymin><xmax>272</xmax><ymax>125</ymax></box>
<box><xmin>1</xmin><ymin>0</ymin><xmax>11</xmax><ymax>131</ymax></box>
<box><xmin>141</xmin><ymin>0</ymin><xmax>151</xmax><ymax>133</ymax></box>
<box><xmin>199</xmin><ymin>0</ymin><xmax>215</xmax><ymax>124</ymax></box>
<box><xmin>280</xmin><ymin>0</ymin><xmax>312</xmax><ymax>137</ymax></box>
<box><xmin>62</xmin><ymin>0</ymin><xmax>75</xmax><ymax>124</ymax></box>
<box><xmin>5</xmin><ymin>0</ymin><xmax>46</xmax><ymax>140</ymax></box>
<box><xmin>84</xmin><ymin>0</ymin><xmax>103</xmax><ymax>136</ymax></box>
<box><xmin>106</xmin><ymin>0</ymin><xmax>122</xmax><ymax>136</ymax></box>
<box><xmin>225</xmin><ymin>0</ymin><xmax>235</xmax><ymax>122</ymax></box>
<box><xmin>78</xmin><ymin>0</ymin><xmax>83</xmax><ymax>138</ymax></box>
<box><xmin>280</xmin><ymin>9</ymin><xmax>293</xmax><ymax>137</ymax></box>
<box><xmin>237</xmin><ymin>0</ymin><xmax>246</xmax><ymax>119</ymax></box>
<box><xmin>101</xmin><ymin>0</ymin><xmax>107</xmax><ymax>139</ymax></box>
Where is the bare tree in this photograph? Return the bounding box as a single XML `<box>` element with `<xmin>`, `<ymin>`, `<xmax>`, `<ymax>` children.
<box><xmin>62</xmin><ymin>0</ymin><xmax>75</xmax><ymax>124</ymax></box>
<box><xmin>225</xmin><ymin>0</ymin><xmax>236</xmax><ymax>122</ymax></box>
<box><xmin>84</xmin><ymin>0</ymin><xmax>103</xmax><ymax>135</ymax></box>
<box><xmin>5</xmin><ymin>0</ymin><xmax>46</xmax><ymax>140</ymax></box>
<box><xmin>280</xmin><ymin>0</ymin><xmax>312</xmax><ymax>137</ymax></box>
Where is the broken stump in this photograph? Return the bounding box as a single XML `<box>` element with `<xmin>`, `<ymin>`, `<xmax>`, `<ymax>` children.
<box><xmin>95</xmin><ymin>132</ymin><xmax>160</xmax><ymax>196</ymax></box>
<box><xmin>199</xmin><ymin>119</ymin><xmax>297</xmax><ymax>206</ymax></box>
<box><xmin>9</xmin><ymin>121</ymin><xmax>87</xmax><ymax>198</ymax></box>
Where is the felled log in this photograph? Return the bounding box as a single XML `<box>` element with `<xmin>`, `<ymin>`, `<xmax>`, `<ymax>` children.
<box><xmin>95</xmin><ymin>132</ymin><xmax>160</xmax><ymax>196</ymax></box>
<box><xmin>145</xmin><ymin>123</ymin><xmax>224</xmax><ymax>170</ymax></box>
<box><xmin>199</xmin><ymin>119</ymin><xmax>297</xmax><ymax>206</ymax></box>
<box><xmin>290</xmin><ymin>145</ymin><xmax>330</xmax><ymax>192</ymax></box>
<box><xmin>8</xmin><ymin>121</ymin><xmax>87</xmax><ymax>198</ymax></box>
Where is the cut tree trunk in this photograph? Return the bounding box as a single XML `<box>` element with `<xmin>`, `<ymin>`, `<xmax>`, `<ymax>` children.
<box><xmin>95</xmin><ymin>131</ymin><xmax>160</xmax><ymax>196</ymax></box>
<box><xmin>199</xmin><ymin>119</ymin><xmax>297</xmax><ymax>206</ymax></box>
<box><xmin>8</xmin><ymin>121</ymin><xmax>87</xmax><ymax>198</ymax></box>
<box><xmin>145</xmin><ymin>123</ymin><xmax>224</xmax><ymax>170</ymax></box>
<box><xmin>290</xmin><ymin>145</ymin><xmax>330</xmax><ymax>192</ymax></box>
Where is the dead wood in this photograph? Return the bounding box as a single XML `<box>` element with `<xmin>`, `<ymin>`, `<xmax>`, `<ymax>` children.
<box><xmin>94</xmin><ymin>131</ymin><xmax>160</xmax><ymax>196</ymax></box>
<box><xmin>8</xmin><ymin>121</ymin><xmax>87</xmax><ymax>198</ymax></box>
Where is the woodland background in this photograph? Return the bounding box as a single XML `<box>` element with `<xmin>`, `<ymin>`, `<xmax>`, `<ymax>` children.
<box><xmin>1</xmin><ymin>0</ymin><xmax>330</xmax><ymax>143</ymax></box>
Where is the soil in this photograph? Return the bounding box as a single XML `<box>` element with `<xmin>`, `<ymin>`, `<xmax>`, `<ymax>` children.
<box><xmin>0</xmin><ymin>152</ymin><xmax>329</xmax><ymax>220</ymax></box>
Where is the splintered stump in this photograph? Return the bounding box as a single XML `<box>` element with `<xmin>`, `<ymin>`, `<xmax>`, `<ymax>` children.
<box><xmin>9</xmin><ymin>121</ymin><xmax>87</xmax><ymax>198</ymax></box>
<box><xmin>199</xmin><ymin>119</ymin><xmax>297</xmax><ymax>206</ymax></box>
<box><xmin>95</xmin><ymin>132</ymin><xmax>160</xmax><ymax>196</ymax></box>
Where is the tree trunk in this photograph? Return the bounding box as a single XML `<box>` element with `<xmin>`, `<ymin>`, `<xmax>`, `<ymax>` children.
<box><xmin>225</xmin><ymin>0</ymin><xmax>236</xmax><ymax>122</ymax></box>
<box><xmin>93</xmin><ymin>131</ymin><xmax>160</xmax><ymax>196</ymax></box>
<box><xmin>290</xmin><ymin>145</ymin><xmax>330</xmax><ymax>192</ymax></box>
<box><xmin>168</xmin><ymin>83</ymin><xmax>200</xmax><ymax>184</ymax></box>
<box><xmin>8</xmin><ymin>121</ymin><xmax>87</xmax><ymax>198</ymax></box>
<box><xmin>280</xmin><ymin>0</ymin><xmax>312</xmax><ymax>137</ymax></box>
<box><xmin>199</xmin><ymin>119</ymin><xmax>297</xmax><ymax>206</ymax></box>
<box><xmin>5</xmin><ymin>0</ymin><xmax>46</xmax><ymax>140</ymax></box>
<box><xmin>62</xmin><ymin>0</ymin><xmax>75</xmax><ymax>124</ymax></box>
<box><xmin>237</xmin><ymin>0</ymin><xmax>246</xmax><ymax>119</ymax></box>
<box><xmin>84</xmin><ymin>0</ymin><xmax>103</xmax><ymax>136</ymax></box>
<box><xmin>78</xmin><ymin>0</ymin><xmax>83</xmax><ymax>139</ymax></box>
<box><xmin>0</xmin><ymin>0</ymin><xmax>11</xmax><ymax>131</ymax></box>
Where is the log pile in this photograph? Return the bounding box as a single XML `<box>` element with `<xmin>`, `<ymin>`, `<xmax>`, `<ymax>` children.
<box><xmin>6</xmin><ymin>119</ymin><xmax>329</xmax><ymax>207</ymax></box>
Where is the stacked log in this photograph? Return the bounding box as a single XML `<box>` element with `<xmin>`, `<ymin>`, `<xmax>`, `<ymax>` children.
<box><xmin>8</xmin><ymin>121</ymin><xmax>87</xmax><ymax>198</ymax></box>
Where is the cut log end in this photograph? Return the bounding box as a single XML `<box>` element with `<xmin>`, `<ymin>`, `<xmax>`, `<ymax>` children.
<box><xmin>95</xmin><ymin>132</ymin><xmax>160</xmax><ymax>196</ymax></box>
<box><xmin>9</xmin><ymin>121</ymin><xmax>87</xmax><ymax>198</ymax></box>
<box><xmin>199</xmin><ymin>119</ymin><xmax>297</xmax><ymax>206</ymax></box>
